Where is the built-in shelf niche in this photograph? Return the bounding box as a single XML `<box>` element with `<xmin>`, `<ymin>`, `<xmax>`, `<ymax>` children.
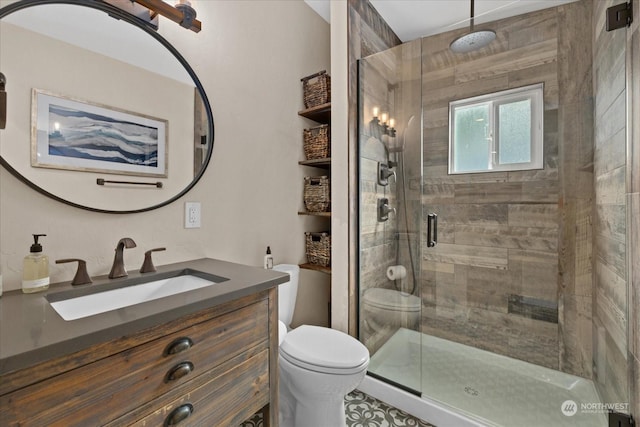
<box><xmin>299</xmin><ymin>101</ymin><xmax>331</xmax><ymax>274</ymax></box>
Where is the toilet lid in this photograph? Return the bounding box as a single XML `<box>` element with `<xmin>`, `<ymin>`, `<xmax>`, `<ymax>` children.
<box><xmin>362</xmin><ymin>288</ymin><xmax>421</xmax><ymax>312</ymax></box>
<box><xmin>279</xmin><ymin>325</ymin><xmax>369</xmax><ymax>374</ymax></box>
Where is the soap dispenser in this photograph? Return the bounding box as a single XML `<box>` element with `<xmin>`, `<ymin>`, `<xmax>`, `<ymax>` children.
<box><xmin>22</xmin><ymin>234</ymin><xmax>50</xmax><ymax>293</ymax></box>
<box><xmin>264</xmin><ymin>246</ymin><xmax>273</xmax><ymax>269</ymax></box>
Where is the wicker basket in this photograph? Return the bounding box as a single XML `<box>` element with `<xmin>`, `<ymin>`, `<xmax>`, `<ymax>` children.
<box><xmin>305</xmin><ymin>232</ymin><xmax>331</xmax><ymax>267</ymax></box>
<box><xmin>304</xmin><ymin>176</ymin><xmax>330</xmax><ymax>212</ymax></box>
<box><xmin>302</xmin><ymin>70</ymin><xmax>331</xmax><ymax>108</ymax></box>
<box><xmin>303</xmin><ymin>124</ymin><xmax>330</xmax><ymax>160</ymax></box>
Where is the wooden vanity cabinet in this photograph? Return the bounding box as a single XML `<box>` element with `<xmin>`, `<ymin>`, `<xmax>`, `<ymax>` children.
<box><xmin>0</xmin><ymin>288</ymin><xmax>279</xmax><ymax>427</ymax></box>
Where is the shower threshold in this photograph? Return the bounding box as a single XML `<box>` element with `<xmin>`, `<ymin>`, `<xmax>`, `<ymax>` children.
<box><xmin>367</xmin><ymin>328</ymin><xmax>607</xmax><ymax>427</ymax></box>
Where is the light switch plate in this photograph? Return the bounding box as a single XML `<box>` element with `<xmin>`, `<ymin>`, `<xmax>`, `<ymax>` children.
<box><xmin>185</xmin><ymin>202</ymin><xmax>201</xmax><ymax>228</ymax></box>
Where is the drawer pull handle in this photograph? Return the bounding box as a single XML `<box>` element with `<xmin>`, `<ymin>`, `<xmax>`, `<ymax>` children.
<box><xmin>164</xmin><ymin>403</ymin><xmax>194</xmax><ymax>426</ymax></box>
<box><xmin>164</xmin><ymin>337</ymin><xmax>194</xmax><ymax>356</ymax></box>
<box><xmin>165</xmin><ymin>361</ymin><xmax>194</xmax><ymax>382</ymax></box>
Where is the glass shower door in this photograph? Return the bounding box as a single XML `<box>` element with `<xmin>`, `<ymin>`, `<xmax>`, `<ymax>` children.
<box><xmin>358</xmin><ymin>39</ymin><xmax>423</xmax><ymax>394</ymax></box>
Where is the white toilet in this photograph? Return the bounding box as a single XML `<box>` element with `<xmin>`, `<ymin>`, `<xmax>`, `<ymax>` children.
<box><xmin>274</xmin><ymin>264</ymin><xmax>370</xmax><ymax>427</ymax></box>
<box><xmin>361</xmin><ymin>287</ymin><xmax>421</xmax><ymax>330</ymax></box>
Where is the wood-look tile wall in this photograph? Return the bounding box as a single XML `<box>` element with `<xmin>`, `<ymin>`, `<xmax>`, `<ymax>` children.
<box><xmin>347</xmin><ymin>0</ymin><xmax>402</xmax><ymax>336</ymax></box>
<box><xmin>419</xmin><ymin>3</ymin><xmax>593</xmax><ymax>372</ymax></box>
<box><xmin>592</xmin><ymin>0</ymin><xmax>629</xmax><ymax>407</ymax></box>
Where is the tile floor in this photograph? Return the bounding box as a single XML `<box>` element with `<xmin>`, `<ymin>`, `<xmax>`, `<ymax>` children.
<box><xmin>345</xmin><ymin>390</ymin><xmax>434</xmax><ymax>427</ymax></box>
<box><xmin>240</xmin><ymin>389</ymin><xmax>434</xmax><ymax>427</ymax></box>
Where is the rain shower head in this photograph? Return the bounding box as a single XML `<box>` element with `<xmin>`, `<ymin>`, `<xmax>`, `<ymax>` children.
<box><xmin>450</xmin><ymin>30</ymin><xmax>496</xmax><ymax>54</ymax></box>
<box><xmin>449</xmin><ymin>0</ymin><xmax>496</xmax><ymax>54</ymax></box>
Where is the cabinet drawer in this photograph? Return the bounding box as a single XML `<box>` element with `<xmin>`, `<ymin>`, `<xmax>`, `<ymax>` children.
<box><xmin>0</xmin><ymin>299</ymin><xmax>268</xmax><ymax>426</ymax></box>
<box><xmin>123</xmin><ymin>348</ymin><xmax>270</xmax><ymax>426</ymax></box>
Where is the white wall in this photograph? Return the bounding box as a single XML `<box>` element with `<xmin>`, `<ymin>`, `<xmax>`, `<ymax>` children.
<box><xmin>330</xmin><ymin>0</ymin><xmax>349</xmax><ymax>332</ymax></box>
<box><xmin>0</xmin><ymin>0</ymin><xmax>331</xmax><ymax>324</ymax></box>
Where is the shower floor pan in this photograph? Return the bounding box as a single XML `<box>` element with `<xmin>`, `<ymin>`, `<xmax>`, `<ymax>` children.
<box><xmin>368</xmin><ymin>328</ymin><xmax>607</xmax><ymax>427</ymax></box>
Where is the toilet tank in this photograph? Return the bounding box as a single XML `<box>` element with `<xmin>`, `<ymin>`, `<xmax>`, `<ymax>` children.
<box><xmin>273</xmin><ymin>264</ymin><xmax>299</xmax><ymax>328</ymax></box>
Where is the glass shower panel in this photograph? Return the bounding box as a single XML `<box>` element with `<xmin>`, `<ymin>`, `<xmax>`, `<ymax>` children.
<box><xmin>358</xmin><ymin>39</ymin><xmax>423</xmax><ymax>394</ymax></box>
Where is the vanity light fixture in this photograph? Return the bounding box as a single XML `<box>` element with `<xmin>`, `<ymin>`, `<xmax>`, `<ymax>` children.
<box><xmin>136</xmin><ymin>0</ymin><xmax>199</xmax><ymax>32</ymax></box>
<box><xmin>370</xmin><ymin>107</ymin><xmax>381</xmax><ymax>139</ymax></box>
<box><xmin>387</xmin><ymin>118</ymin><xmax>396</xmax><ymax>137</ymax></box>
<box><xmin>369</xmin><ymin>107</ymin><xmax>396</xmax><ymax>140</ymax></box>
<box><xmin>107</xmin><ymin>0</ymin><xmax>201</xmax><ymax>33</ymax></box>
<box><xmin>380</xmin><ymin>116</ymin><xmax>396</xmax><ymax>146</ymax></box>
<box><xmin>370</xmin><ymin>107</ymin><xmax>380</xmax><ymax>128</ymax></box>
<box><xmin>173</xmin><ymin>0</ymin><xmax>197</xmax><ymax>30</ymax></box>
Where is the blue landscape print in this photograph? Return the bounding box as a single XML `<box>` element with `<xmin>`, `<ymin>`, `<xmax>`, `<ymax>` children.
<box><xmin>47</xmin><ymin>104</ymin><xmax>159</xmax><ymax>167</ymax></box>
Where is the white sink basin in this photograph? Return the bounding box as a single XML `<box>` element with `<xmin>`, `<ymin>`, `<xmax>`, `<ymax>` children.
<box><xmin>49</xmin><ymin>274</ymin><xmax>217</xmax><ymax>321</ymax></box>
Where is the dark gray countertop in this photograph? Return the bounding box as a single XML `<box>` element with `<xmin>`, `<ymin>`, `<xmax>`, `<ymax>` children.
<box><xmin>0</xmin><ymin>258</ymin><xmax>288</xmax><ymax>376</ymax></box>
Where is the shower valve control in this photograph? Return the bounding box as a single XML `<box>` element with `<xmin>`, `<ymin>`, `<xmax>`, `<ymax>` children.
<box><xmin>378</xmin><ymin>162</ymin><xmax>396</xmax><ymax>186</ymax></box>
<box><xmin>378</xmin><ymin>198</ymin><xmax>396</xmax><ymax>222</ymax></box>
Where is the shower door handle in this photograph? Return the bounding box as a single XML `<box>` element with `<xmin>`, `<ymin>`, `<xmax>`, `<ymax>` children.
<box><xmin>427</xmin><ymin>213</ymin><xmax>437</xmax><ymax>247</ymax></box>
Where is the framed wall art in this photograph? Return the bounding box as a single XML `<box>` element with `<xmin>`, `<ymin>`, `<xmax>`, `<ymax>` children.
<box><xmin>31</xmin><ymin>89</ymin><xmax>168</xmax><ymax>177</ymax></box>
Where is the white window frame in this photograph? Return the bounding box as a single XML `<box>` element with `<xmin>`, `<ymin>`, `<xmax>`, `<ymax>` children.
<box><xmin>448</xmin><ymin>83</ymin><xmax>544</xmax><ymax>174</ymax></box>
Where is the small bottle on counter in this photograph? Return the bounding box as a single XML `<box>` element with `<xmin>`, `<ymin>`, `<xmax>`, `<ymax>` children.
<box><xmin>22</xmin><ymin>234</ymin><xmax>50</xmax><ymax>294</ymax></box>
<box><xmin>264</xmin><ymin>246</ymin><xmax>274</xmax><ymax>269</ymax></box>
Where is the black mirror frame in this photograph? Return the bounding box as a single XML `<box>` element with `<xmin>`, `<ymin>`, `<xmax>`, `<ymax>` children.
<box><xmin>0</xmin><ymin>0</ymin><xmax>214</xmax><ymax>214</ymax></box>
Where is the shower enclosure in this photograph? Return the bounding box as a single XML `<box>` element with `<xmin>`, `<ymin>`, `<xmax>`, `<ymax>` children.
<box><xmin>357</xmin><ymin>2</ymin><xmax>630</xmax><ymax>426</ymax></box>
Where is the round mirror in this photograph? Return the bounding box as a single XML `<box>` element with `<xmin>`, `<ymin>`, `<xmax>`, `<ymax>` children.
<box><xmin>0</xmin><ymin>0</ymin><xmax>214</xmax><ymax>213</ymax></box>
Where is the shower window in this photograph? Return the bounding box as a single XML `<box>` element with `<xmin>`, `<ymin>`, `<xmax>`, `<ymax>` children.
<box><xmin>448</xmin><ymin>83</ymin><xmax>543</xmax><ymax>174</ymax></box>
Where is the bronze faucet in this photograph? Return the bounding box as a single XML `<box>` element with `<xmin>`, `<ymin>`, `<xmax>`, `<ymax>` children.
<box><xmin>108</xmin><ymin>237</ymin><xmax>137</xmax><ymax>279</ymax></box>
<box><xmin>140</xmin><ymin>247</ymin><xmax>166</xmax><ymax>273</ymax></box>
<box><xmin>56</xmin><ymin>258</ymin><xmax>92</xmax><ymax>286</ymax></box>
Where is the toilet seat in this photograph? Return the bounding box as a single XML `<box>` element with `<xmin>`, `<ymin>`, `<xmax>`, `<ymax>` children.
<box><xmin>279</xmin><ymin>325</ymin><xmax>369</xmax><ymax>375</ymax></box>
<box><xmin>362</xmin><ymin>288</ymin><xmax>421</xmax><ymax>312</ymax></box>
